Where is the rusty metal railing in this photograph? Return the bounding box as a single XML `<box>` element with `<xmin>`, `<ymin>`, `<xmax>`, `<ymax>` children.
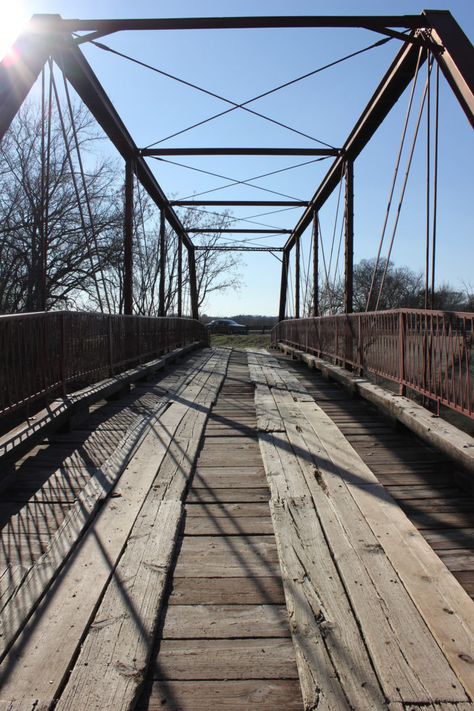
<box><xmin>0</xmin><ymin>311</ymin><xmax>208</xmax><ymax>420</ymax></box>
<box><xmin>272</xmin><ymin>309</ymin><xmax>474</xmax><ymax>420</ymax></box>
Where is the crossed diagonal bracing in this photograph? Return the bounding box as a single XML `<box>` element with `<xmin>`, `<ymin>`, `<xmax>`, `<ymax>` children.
<box><xmin>0</xmin><ymin>11</ymin><xmax>472</xmax><ymax>319</ymax></box>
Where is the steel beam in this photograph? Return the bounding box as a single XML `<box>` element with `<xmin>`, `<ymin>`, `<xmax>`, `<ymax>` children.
<box><xmin>194</xmin><ymin>245</ymin><xmax>283</xmax><ymax>252</ymax></box>
<box><xmin>187</xmin><ymin>246</ymin><xmax>199</xmax><ymax>320</ymax></box>
<box><xmin>188</xmin><ymin>228</ymin><xmax>291</xmax><ymax>234</ymax></box>
<box><xmin>170</xmin><ymin>200</ymin><xmax>309</xmax><ymax>207</ymax></box>
<box><xmin>52</xmin><ymin>34</ymin><xmax>193</xmax><ymax>252</ymax></box>
<box><xmin>295</xmin><ymin>235</ymin><xmax>301</xmax><ymax>318</ymax></box>
<box><xmin>312</xmin><ymin>212</ymin><xmax>319</xmax><ymax>317</ymax></box>
<box><xmin>278</xmin><ymin>251</ymin><xmax>289</xmax><ymax>322</ymax></box>
<box><xmin>284</xmin><ymin>36</ymin><xmax>427</xmax><ymax>252</ymax></box>
<box><xmin>423</xmin><ymin>10</ymin><xmax>474</xmax><ymax>127</ymax></box>
<box><xmin>159</xmin><ymin>209</ymin><xmax>166</xmax><ymax>317</ymax></box>
<box><xmin>344</xmin><ymin>161</ymin><xmax>354</xmax><ymax>315</ymax></box>
<box><xmin>123</xmin><ymin>158</ymin><xmax>134</xmax><ymax>315</ymax></box>
<box><xmin>177</xmin><ymin>237</ymin><xmax>182</xmax><ymax>317</ymax></box>
<box><xmin>29</xmin><ymin>16</ymin><xmax>427</xmax><ymax>33</ymax></box>
<box><xmin>142</xmin><ymin>147</ymin><xmax>339</xmax><ymax>156</ymax></box>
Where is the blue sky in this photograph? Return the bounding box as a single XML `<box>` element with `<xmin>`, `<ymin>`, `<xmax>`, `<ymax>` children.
<box><xmin>2</xmin><ymin>1</ymin><xmax>473</xmax><ymax>315</ymax></box>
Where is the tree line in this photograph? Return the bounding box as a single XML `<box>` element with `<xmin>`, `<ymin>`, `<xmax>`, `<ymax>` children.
<box><xmin>315</xmin><ymin>258</ymin><xmax>474</xmax><ymax>315</ymax></box>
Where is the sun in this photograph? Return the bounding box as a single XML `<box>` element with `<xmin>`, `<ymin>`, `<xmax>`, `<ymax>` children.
<box><xmin>0</xmin><ymin>5</ymin><xmax>30</xmax><ymax>62</ymax></box>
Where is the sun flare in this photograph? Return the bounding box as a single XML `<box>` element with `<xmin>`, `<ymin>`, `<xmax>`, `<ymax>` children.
<box><xmin>0</xmin><ymin>4</ymin><xmax>30</xmax><ymax>62</ymax></box>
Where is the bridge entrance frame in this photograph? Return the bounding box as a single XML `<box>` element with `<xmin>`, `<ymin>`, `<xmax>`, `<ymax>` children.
<box><xmin>0</xmin><ymin>11</ymin><xmax>472</xmax><ymax>320</ymax></box>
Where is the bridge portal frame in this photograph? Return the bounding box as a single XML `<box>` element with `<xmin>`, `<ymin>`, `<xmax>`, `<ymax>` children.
<box><xmin>0</xmin><ymin>11</ymin><xmax>472</xmax><ymax>321</ymax></box>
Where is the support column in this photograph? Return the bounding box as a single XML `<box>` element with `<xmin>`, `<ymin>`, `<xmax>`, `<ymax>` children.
<box><xmin>295</xmin><ymin>235</ymin><xmax>300</xmax><ymax>318</ymax></box>
<box><xmin>312</xmin><ymin>212</ymin><xmax>319</xmax><ymax>317</ymax></box>
<box><xmin>188</xmin><ymin>245</ymin><xmax>199</xmax><ymax>320</ymax></box>
<box><xmin>344</xmin><ymin>160</ymin><xmax>354</xmax><ymax>315</ymax></box>
<box><xmin>278</xmin><ymin>249</ymin><xmax>289</xmax><ymax>322</ymax></box>
<box><xmin>159</xmin><ymin>209</ymin><xmax>166</xmax><ymax>317</ymax></box>
<box><xmin>123</xmin><ymin>158</ymin><xmax>134</xmax><ymax>315</ymax></box>
<box><xmin>177</xmin><ymin>236</ymin><xmax>182</xmax><ymax>317</ymax></box>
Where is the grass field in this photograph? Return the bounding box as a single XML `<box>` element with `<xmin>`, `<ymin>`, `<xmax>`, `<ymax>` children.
<box><xmin>210</xmin><ymin>332</ymin><xmax>271</xmax><ymax>349</ymax></box>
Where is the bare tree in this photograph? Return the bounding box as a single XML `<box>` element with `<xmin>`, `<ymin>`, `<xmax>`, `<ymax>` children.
<box><xmin>111</xmin><ymin>190</ymin><xmax>243</xmax><ymax>316</ymax></box>
<box><xmin>0</xmin><ymin>102</ymin><xmax>123</xmax><ymax>313</ymax></box>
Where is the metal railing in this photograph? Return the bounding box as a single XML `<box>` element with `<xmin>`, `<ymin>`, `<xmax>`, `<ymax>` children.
<box><xmin>272</xmin><ymin>309</ymin><xmax>474</xmax><ymax>420</ymax></box>
<box><xmin>0</xmin><ymin>311</ymin><xmax>208</xmax><ymax>420</ymax></box>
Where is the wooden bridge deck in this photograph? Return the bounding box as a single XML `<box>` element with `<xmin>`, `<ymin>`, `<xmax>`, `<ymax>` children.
<box><xmin>0</xmin><ymin>346</ymin><xmax>472</xmax><ymax>709</ymax></box>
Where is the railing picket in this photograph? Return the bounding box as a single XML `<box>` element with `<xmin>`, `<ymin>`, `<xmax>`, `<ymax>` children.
<box><xmin>0</xmin><ymin>311</ymin><xmax>206</xmax><ymax>420</ymax></box>
<box><xmin>272</xmin><ymin>308</ymin><xmax>474</xmax><ymax>420</ymax></box>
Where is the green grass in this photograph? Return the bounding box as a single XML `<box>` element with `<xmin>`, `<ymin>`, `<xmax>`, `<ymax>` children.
<box><xmin>210</xmin><ymin>332</ymin><xmax>271</xmax><ymax>349</ymax></box>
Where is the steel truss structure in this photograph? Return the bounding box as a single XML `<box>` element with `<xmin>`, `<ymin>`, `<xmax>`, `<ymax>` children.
<box><xmin>0</xmin><ymin>11</ymin><xmax>472</xmax><ymax>320</ymax></box>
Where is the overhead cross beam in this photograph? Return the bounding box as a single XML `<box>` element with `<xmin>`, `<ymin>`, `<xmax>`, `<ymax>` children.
<box><xmin>171</xmin><ymin>201</ymin><xmax>310</xmax><ymax>207</ymax></box>
<box><xmin>142</xmin><ymin>147</ymin><xmax>340</xmax><ymax>156</ymax></box>
<box><xmin>188</xmin><ymin>228</ymin><xmax>292</xmax><ymax>234</ymax></box>
<box><xmin>29</xmin><ymin>16</ymin><xmax>428</xmax><ymax>33</ymax></box>
<box><xmin>194</xmin><ymin>245</ymin><xmax>283</xmax><ymax>252</ymax></box>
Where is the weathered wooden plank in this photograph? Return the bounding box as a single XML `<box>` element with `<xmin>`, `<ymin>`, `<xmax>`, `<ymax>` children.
<box><xmin>186</xmin><ymin>487</ymin><xmax>269</xmax><ymax>503</ymax></box>
<box><xmin>162</xmin><ymin>604</ymin><xmax>290</xmax><ymax>638</ymax></box>
<box><xmin>184</xmin><ymin>502</ymin><xmax>269</xmax><ymax>518</ymax></box>
<box><xmin>423</xmin><ymin>529</ymin><xmax>474</xmax><ymax>550</ymax></box>
<box><xmin>388</xmin><ymin>704</ymin><xmax>474</xmax><ymax>710</ymax></box>
<box><xmin>183</xmin><ymin>515</ymin><xmax>274</xmax><ymax>536</ymax></box>
<box><xmin>287</xmin><ymin>407</ymin><xmax>469</xmax><ymax>703</ymax></box>
<box><xmin>196</xmin><ymin>452</ymin><xmax>263</xmax><ymax>466</ymax></box>
<box><xmin>193</xmin><ymin>467</ymin><xmax>266</xmax><ymax>488</ymax></box>
<box><xmin>167</xmin><ymin>576</ymin><xmax>286</xmax><ymax>605</ymax></box>
<box><xmin>384</xmin><ymin>484</ymin><xmax>462</xmax><ymax>499</ymax></box>
<box><xmin>141</xmin><ymin>679</ymin><xmax>304</xmax><ymax>710</ymax></box>
<box><xmin>0</xmin><ymin>350</ymin><xmax>230</xmax><ymax>708</ymax></box>
<box><xmin>270</xmin><ymin>497</ymin><xmax>385</xmax><ymax>710</ymax></box>
<box><xmin>152</xmin><ymin>638</ymin><xmax>299</xmax><ymax>680</ymax></box>
<box><xmin>411</xmin><ymin>511</ymin><xmax>474</xmax><ymax>529</ymax></box>
<box><xmin>249</xmin><ymin>350</ymin><xmax>472</xmax><ymax>705</ymax></box>
<box><xmin>55</xmin><ymin>501</ymin><xmax>182</xmax><ymax>711</ymax></box>
<box><xmin>204</xmin><ymin>427</ymin><xmax>257</xmax><ymax>437</ymax></box>
<box><xmin>173</xmin><ymin>536</ymin><xmax>281</xmax><ymax>578</ymax></box>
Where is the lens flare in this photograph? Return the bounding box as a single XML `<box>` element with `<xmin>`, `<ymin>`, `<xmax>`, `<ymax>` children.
<box><xmin>0</xmin><ymin>5</ymin><xmax>29</xmax><ymax>63</ymax></box>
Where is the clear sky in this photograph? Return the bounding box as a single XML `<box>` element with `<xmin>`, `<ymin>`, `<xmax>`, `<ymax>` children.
<box><xmin>1</xmin><ymin>1</ymin><xmax>473</xmax><ymax>315</ymax></box>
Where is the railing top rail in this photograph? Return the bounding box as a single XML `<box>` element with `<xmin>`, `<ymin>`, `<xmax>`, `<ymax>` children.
<box><xmin>278</xmin><ymin>308</ymin><xmax>474</xmax><ymax>321</ymax></box>
<box><xmin>0</xmin><ymin>311</ymin><xmax>203</xmax><ymax>322</ymax></box>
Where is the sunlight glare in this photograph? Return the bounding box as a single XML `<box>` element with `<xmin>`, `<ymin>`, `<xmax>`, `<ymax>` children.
<box><xmin>0</xmin><ymin>4</ymin><xmax>29</xmax><ymax>62</ymax></box>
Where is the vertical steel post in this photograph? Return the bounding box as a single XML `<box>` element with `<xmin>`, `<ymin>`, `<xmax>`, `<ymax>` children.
<box><xmin>188</xmin><ymin>245</ymin><xmax>199</xmax><ymax>320</ymax></box>
<box><xmin>159</xmin><ymin>208</ymin><xmax>166</xmax><ymax>317</ymax></box>
<box><xmin>278</xmin><ymin>250</ymin><xmax>289</xmax><ymax>322</ymax></box>
<box><xmin>399</xmin><ymin>311</ymin><xmax>406</xmax><ymax>395</ymax></box>
<box><xmin>177</xmin><ymin>236</ymin><xmax>183</xmax><ymax>317</ymax></box>
<box><xmin>312</xmin><ymin>212</ymin><xmax>319</xmax><ymax>317</ymax></box>
<box><xmin>123</xmin><ymin>158</ymin><xmax>134</xmax><ymax>315</ymax></box>
<box><xmin>344</xmin><ymin>160</ymin><xmax>354</xmax><ymax>315</ymax></box>
<box><xmin>295</xmin><ymin>235</ymin><xmax>300</xmax><ymax>318</ymax></box>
